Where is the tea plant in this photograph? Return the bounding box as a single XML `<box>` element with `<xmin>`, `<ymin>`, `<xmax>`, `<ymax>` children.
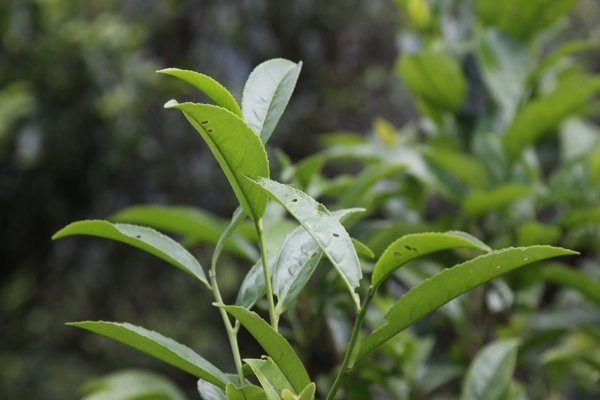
<box><xmin>54</xmin><ymin>56</ymin><xmax>577</xmax><ymax>400</ymax></box>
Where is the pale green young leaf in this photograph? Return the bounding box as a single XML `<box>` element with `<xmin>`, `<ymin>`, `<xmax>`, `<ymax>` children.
<box><xmin>462</xmin><ymin>184</ymin><xmax>531</xmax><ymax>217</ymax></box>
<box><xmin>226</xmin><ymin>384</ymin><xmax>268</xmax><ymax>400</ymax></box>
<box><xmin>397</xmin><ymin>51</ymin><xmax>466</xmax><ymax>112</ymax></box>
<box><xmin>236</xmin><ymin>253</ymin><xmax>278</xmax><ymax>310</ymax></box>
<box><xmin>244</xmin><ymin>357</ymin><xmax>295</xmax><ymax>399</ymax></box>
<box><xmin>541</xmin><ymin>263</ymin><xmax>600</xmax><ymax>306</ymax></box>
<box><xmin>460</xmin><ymin>339</ymin><xmax>520</xmax><ymax>400</ymax></box>
<box><xmin>109</xmin><ymin>204</ymin><xmax>257</xmax><ymax>261</ymax></box>
<box><xmin>297</xmin><ymin>383</ymin><xmax>316</xmax><ymax>400</ymax></box>
<box><xmin>221</xmin><ymin>306</ymin><xmax>311</xmax><ymax>394</ymax></box>
<box><xmin>293</xmin><ymin>155</ymin><xmax>326</xmax><ymax>189</ymax></box>
<box><xmin>197</xmin><ymin>379</ymin><xmax>226</xmax><ymax>400</ymax></box>
<box><xmin>52</xmin><ymin>220</ymin><xmax>208</xmax><ymax>287</ymax></box>
<box><xmin>371</xmin><ymin>231</ymin><xmax>491</xmax><ymax>289</ymax></box>
<box><xmin>80</xmin><ymin>369</ymin><xmax>187</xmax><ymax>400</ymax></box>
<box><xmin>68</xmin><ymin>321</ymin><xmax>229</xmax><ymax>388</ymax></box>
<box><xmin>351</xmin><ymin>238</ymin><xmax>375</xmax><ymax>259</ymax></box>
<box><xmin>357</xmin><ymin>246</ymin><xmax>577</xmax><ymax>362</ymax></box>
<box><xmin>242</xmin><ymin>59</ymin><xmax>302</xmax><ymax>143</ymax></box>
<box><xmin>422</xmin><ymin>147</ymin><xmax>490</xmax><ymax>190</ymax></box>
<box><xmin>165</xmin><ymin>102</ymin><xmax>269</xmax><ymax>220</ymax></box>
<box><xmin>339</xmin><ymin>163</ymin><xmax>406</xmax><ymax>208</ymax></box>
<box><xmin>158</xmin><ymin>68</ymin><xmax>242</xmax><ymax>117</ymax></box>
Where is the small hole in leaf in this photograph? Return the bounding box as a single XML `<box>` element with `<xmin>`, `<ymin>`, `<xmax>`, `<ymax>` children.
<box><xmin>333</xmin><ymin>233</ymin><xmax>339</xmax><ymax>237</ymax></box>
<box><xmin>136</xmin><ymin>235</ymin><xmax>141</xmax><ymax>238</ymax></box>
<box><xmin>207</xmin><ymin>129</ymin><xmax>213</xmax><ymax>133</ymax></box>
<box><xmin>311</xmin><ymin>252</ymin><xmax>317</xmax><ymax>258</ymax></box>
<box><xmin>201</xmin><ymin>120</ymin><xmax>209</xmax><ymax>124</ymax></box>
<box><xmin>524</xmin><ymin>258</ymin><xmax>529</xmax><ymax>262</ymax></box>
<box><xmin>394</xmin><ymin>252</ymin><xmax>402</xmax><ymax>257</ymax></box>
<box><xmin>404</xmin><ymin>245</ymin><xmax>412</xmax><ymax>251</ymax></box>
<box><xmin>496</xmin><ymin>265</ymin><xmax>502</xmax><ymax>269</ymax></box>
<box><xmin>413</xmin><ymin>247</ymin><xmax>419</xmax><ymax>252</ymax></box>
<box><xmin>292</xmin><ymin>199</ymin><xmax>298</xmax><ymax>202</ymax></box>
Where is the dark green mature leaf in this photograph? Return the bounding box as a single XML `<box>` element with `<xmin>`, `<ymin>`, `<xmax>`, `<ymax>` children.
<box><xmin>158</xmin><ymin>68</ymin><xmax>242</xmax><ymax>117</ymax></box>
<box><xmin>68</xmin><ymin>322</ymin><xmax>229</xmax><ymax>388</ymax></box>
<box><xmin>246</xmin><ymin>177</ymin><xmax>362</xmax><ymax>307</ymax></box>
<box><xmin>236</xmin><ymin>253</ymin><xmax>278</xmax><ymax>310</ymax></box>
<box><xmin>244</xmin><ymin>358</ymin><xmax>295</xmax><ymax>399</ymax></box>
<box><xmin>357</xmin><ymin>246</ymin><xmax>577</xmax><ymax>361</ymax></box>
<box><xmin>339</xmin><ymin>163</ymin><xmax>406</xmax><ymax>208</ymax></box>
<box><xmin>197</xmin><ymin>379</ymin><xmax>226</xmax><ymax>400</ymax></box>
<box><xmin>52</xmin><ymin>221</ymin><xmax>208</xmax><ymax>287</ymax></box>
<box><xmin>165</xmin><ymin>102</ymin><xmax>269</xmax><ymax>221</ymax></box>
<box><xmin>242</xmin><ymin>59</ymin><xmax>302</xmax><ymax>143</ymax></box>
<box><xmin>462</xmin><ymin>184</ymin><xmax>531</xmax><ymax>217</ymax></box>
<box><xmin>226</xmin><ymin>384</ymin><xmax>268</xmax><ymax>400</ymax></box>
<box><xmin>80</xmin><ymin>369</ymin><xmax>187</xmax><ymax>400</ymax></box>
<box><xmin>504</xmin><ymin>75</ymin><xmax>600</xmax><ymax>157</ymax></box>
<box><xmin>371</xmin><ymin>231</ymin><xmax>491</xmax><ymax>289</ymax></box>
<box><xmin>397</xmin><ymin>51</ymin><xmax>466</xmax><ymax>112</ymax></box>
<box><xmin>541</xmin><ymin>263</ymin><xmax>600</xmax><ymax>306</ymax></box>
<box><xmin>109</xmin><ymin>204</ymin><xmax>257</xmax><ymax>261</ymax></box>
<box><xmin>422</xmin><ymin>147</ymin><xmax>490</xmax><ymax>190</ymax></box>
<box><xmin>222</xmin><ymin>306</ymin><xmax>311</xmax><ymax>394</ymax></box>
<box><xmin>460</xmin><ymin>339</ymin><xmax>520</xmax><ymax>400</ymax></box>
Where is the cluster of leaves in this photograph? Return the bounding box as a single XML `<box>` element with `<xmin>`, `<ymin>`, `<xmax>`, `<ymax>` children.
<box><xmin>55</xmin><ymin>39</ymin><xmax>585</xmax><ymax>400</ymax></box>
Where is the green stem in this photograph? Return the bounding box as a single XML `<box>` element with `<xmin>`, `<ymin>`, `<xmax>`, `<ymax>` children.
<box><xmin>255</xmin><ymin>218</ymin><xmax>278</xmax><ymax>331</ymax></box>
<box><xmin>326</xmin><ymin>286</ymin><xmax>375</xmax><ymax>400</ymax></box>
<box><xmin>210</xmin><ymin>264</ymin><xmax>245</xmax><ymax>384</ymax></box>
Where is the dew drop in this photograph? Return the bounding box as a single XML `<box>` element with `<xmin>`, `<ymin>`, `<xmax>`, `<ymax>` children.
<box><xmin>333</xmin><ymin>233</ymin><xmax>339</xmax><ymax>237</ymax></box>
<box><xmin>394</xmin><ymin>252</ymin><xmax>402</xmax><ymax>257</ymax></box>
<box><xmin>524</xmin><ymin>258</ymin><xmax>529</xmax><ymax>262</ymax></box>
<box><xmin>496</xmin><ymin>265</ymin><xmax>502</xmax><ymax>269</ymax></box>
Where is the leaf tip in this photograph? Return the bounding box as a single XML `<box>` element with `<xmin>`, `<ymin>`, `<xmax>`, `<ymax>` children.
<box><xmin>164</xmin><ymin>99</ymin><xmax>180</xmax><ymax>108</ymax></box>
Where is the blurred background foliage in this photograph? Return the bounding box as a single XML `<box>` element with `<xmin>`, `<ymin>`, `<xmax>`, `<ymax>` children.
<box><xmin>1</xmin><ymin>0</ymin><xmax>600</xmax><ymax>399</ymax></box>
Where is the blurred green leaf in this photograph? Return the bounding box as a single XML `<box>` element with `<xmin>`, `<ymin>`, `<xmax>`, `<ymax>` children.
<box><xmin>242</xmin><ymin>59</ymin><xmax>302</xmax><ymax>144</ymax></box>
<box><xmin>221</xmin><ymin>306</ymin><xmax>311</xmax><ymax>394</ymax></box>
<box><xmin>462</xmin><ymin>184</ymin><xmax>531</xmax><ymax>217</ymax></box>
<box><xmin>351</xmin><ymin>238</ymin><xmax>375</xmax><ymax>260</ymax></box>
<box><xmin>236</xmin><ymin>253</ymin><xmax>278</xmax><ymax>310</ymax></box>
<box><xmin>460</xmin><ymin>339</ymin><xmax>520</xmax><ymax>400</ymax></box>
<box><xmin>197</xmin><ymin>379</ymin><xmax>226</xmax><ymax>400</ymax></box>
<box><xmin>226</xmin><ymin>384</ymin><xmax>268</xmax><ymax>400</ymax></box>
<box><xmin>53</xmin><ymin>221</ymin><xmax>208</xmax><ymax>287</ymax></box>
<box><xmin>244</xmin><ymin>357</ymin><xmax>295</xmax><ymax>399</ymax></box>
<box><xmin>80</xmin><ymin>369</ymin><xmax>187</xmax><ymax>400</ymax></box>
<box><xmin>558</xmin><ymin>117</ymin><xmax>600</xmax><ymax>163</ymax></box>
<box><xmin>339</xmin><ymin>163</ymin><xmax>406</xmax><ymax>208</ymax></box>
<box><xmin>158</xmin><ymin>69</ymin><xmax>242</xmax><ymax>117</ymax></box>
<box><xmin>541</xmin><ymin>263</ymin><xmax>600</xmax><ymax>306</ymax></box>
<box><xmin>422</xmin><ymin>147</ymin><xmax>490</xmax><ymax>189</ymax></box>
<box><xmin>166</xmin><ymin>102</ymin><xmax>269</xmax><ymax>220</ymax></box>
<box><xmin>516</xmin><ymin>221</ymin><xmax>561</xmax><ymax>246</ymax></box>
<box><xmin>68</xmin><ymin>322</ymin><xmax>229</xmax><ymax>388</ymax></box>
<box><xmin>293</xmin><ymin>155</ymin><xmax>326</xmax><ymax>189</ymax></box>
<box><xmin>531</xmin><ymin>40</ymin><xmax>595</xmax><ymax>84</ymax></box>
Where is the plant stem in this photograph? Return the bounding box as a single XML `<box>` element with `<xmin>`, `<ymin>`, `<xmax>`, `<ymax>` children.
<box><xmin>325</xmin><ymin>286</ymin><xmax>375</xmax><ymax>400</ymax></box>
<box><xmin>210</xmin><ymin>266</ymin><xmax>245</xmax><ymax>384</ymax></box>
<box><xmin>255</xmin><ymin>218</ymin><xmax>278</xmax><ymax>330</ymax></box>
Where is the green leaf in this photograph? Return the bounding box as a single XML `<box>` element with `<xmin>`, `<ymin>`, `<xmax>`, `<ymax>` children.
<box><xmin>212</xmin><ymin>206</ymin><xmax>253</xmax><ymax>269</ymax></box>
<box><xmin>356</xmin><ymin>246</ymin><xmax>577</xmax><ymax>362</ymax></box>
<box><xmin>339</xmin><ymin>163</ymin><xmax>406</xmax><ymax>208</ymax></box>
<box><xmin>531</xmin><ymin>40</ymin><xmax>595</xmax><ymax>84</ymax></box>
<box><xmin>281</xmin><ymin>383</ymin><xmax>315</xmax><ymax>400</ymax></box>
<box><xmin>242</xmin><ymin>59</ymin><xmax>302</xmax><ymax>143</ymax></box>
<box><xmin>561</xmin><ymin>206</ymin><xmax>600</xmax><ymax>228</ymax></box>
<box><xmin>460</xmin><ymin>338</ymin><xmax>520</xmax><ymax>400</ymax></box>
<box><xmin>109</xmin><ymin>204</ymin><xmax>257</xmax><ymax>261</ymax></box>
<box><xmin>351</xmin><ymin>238</ymin><xmax>375</xmax><ymax>260</ymax></box>
<box><xmin>221</xmin><ymin>306</ymin><xmax>311</xmax><ymax>394</ymax></box>
<box><xmin>80</xmin><ymin>369</ymin><xmax>187</xmax><ymax>400</ymax></box>
<box><xmin>226</xmin><ymin>384</ymin><xmax>268</xmax><ymax>400</ymax></box>
<box><xmin>293</xmin><ymin>155</ymin><xmax>326</xmax><ymax>189</ymax></box>
<box><xmin>236</xmin><ymin>253</ymin><xmax>278</xmax><ymax>310</ymax></box>
<box><xmin>516</xmin><ymin>221</ymin><xmax>561</xmax><ymax>247</ymax></box>
<box><xmin>462</xmin><ymin>184</ymin><xmax>531</xmax><ymax>217</ymax></box>
<box><xmin>397</xmin><ymin>51</ymin><xmax>466</xmax><ymax>112</ymax></box>
<box><xmin>540</xmin><ymin>263</ymin><xmax>600</xmax><ymax>306</ymax></box>
<box><xmin>497</xmin><ymin>381</ymin><xmax>526</xmax><ymax>400</ymax></box>
<box><xmin>504</xmin><ymin>75</ymin><xmax>600</xmax><ymax>157</ymax></box>
<box><xmin>247</xmin><ymin>177</ymin><xmax>362</xmax><ymax>307</ymax></box>
<box><xmin>52</xmin><ymin>220</ymin><xmax>208</xmax><ymax>287</ymax></box>
<box><xmin>158</xmin><ymin>68</ymin><xmax>242</xmax><ymax>117</ymax></box>
<box><xmin>165</xmin><ymin>102</ymin><xmax>269</xmax><ymax>220</ymax></box>
<box><xmin>559</xmin><ymin>117</ymin><xmax>600</xmax><ymax>163</ymax></box>
<box><xmin>244</xmin><ymin>358</ymin><xmax>295</xmax><ymax>399</ymax></box>
<box><xmin>371</xmin><ymin>231</ymin><xmax>491</xmax><ymax>289</ymax></box>
<box><xmin>422</xmin><ymin>147</ymin><xmax>490</xmax><ymax>190</ymax></box>
<box><xmin>197</xmin><ymin>379</ymin><xmax>226</xmax><ymax>400</ymax></box>
<box><xmin>68</xmin><ymin>321</ymin><xmax>229</xmax><ymax>388</ymax></box>
<box><xmin>540</xmin><ymin>347</ymin><xmax>600</xmax><ymax>371</ymax></box>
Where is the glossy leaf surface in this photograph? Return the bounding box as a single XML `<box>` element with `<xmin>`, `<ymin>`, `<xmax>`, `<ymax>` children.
<box><xmin>463</xmin><ymin>184</ymin><xmax>530</xmax><ymax>217</ymax></box>
<box><xmin>166</xmin><ymin>102</ymin><xmax>269</xmax><ymax>220</ymax></box>
<box><xmin>357</xmin><ymin>246</ymin><xmax>577</xmax><ymax>361</ymax></box>
<box><xmin>68</xmin><ymin>321</ymin><xmax>229</xmax><ymax>388</ymax></box>
<box><xmin>371</xmin><ymin>231</ymin><xmax>491</xmax><ymax>289</ymax></box>
<box><xmin>247</xmin><ymin>176</ymin><xmax>362</xmax><ymax>307</ymax></box>
<box><xmin>197</xmin><ymin>379</ymin><xmax>226</xmax><ymax>400</ymax></box>
<box><xmin>158</xmin><ymin>68</ymin><xmax>242</xmax><ymax>117</ymax></box>
<box><xmin>53</xmin><ymin>221</ymin><xmax>208</xmax><ymax>286</ymax></box>
<box><xmin>110</xmin><ymin>204</ymin><xmax>257</xmax><ymax>261</ymax></box>
<box><xmin>242</xmin><ymin>59</ymin><xmax>302</xmax><ymax>143</ymax></box>
<box><xmin>244</xmin><ymin>357</ymin><xmax>295</xmax><ymax>399</ymax></box>
<box><xmin>222</xmin><ymin>306</ymin><xmax>311</xmax><ymax>394</ymax></box>
<box><xmin>460</xmin><ymin>339</ymin><xmax>520</xmax><ymax>400</ymax></box>
<box><xmin>80</xmin><ymin>369</ymin><xmax>187</xmax><ymax>400</ymax></box>
<box><xmin>226</xmin><ymin>384</ymin><xmax>268</xmax><ymax>400</ymax></box>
